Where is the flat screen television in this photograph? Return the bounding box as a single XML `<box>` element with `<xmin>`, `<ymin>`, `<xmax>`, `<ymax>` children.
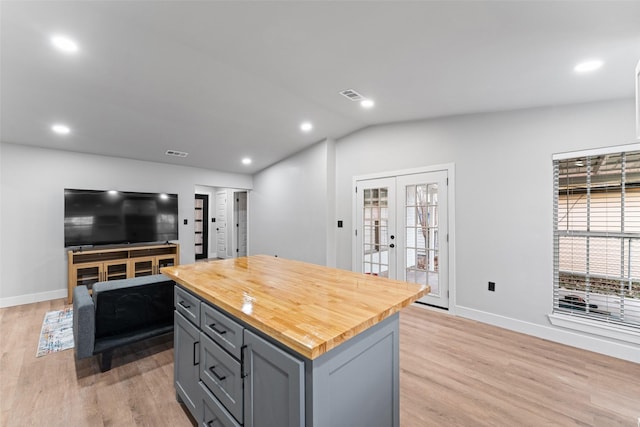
<box><xmin>64</xmin><ymin>189</ymin><xmax>179</xmax><ymax>247</ymax></box>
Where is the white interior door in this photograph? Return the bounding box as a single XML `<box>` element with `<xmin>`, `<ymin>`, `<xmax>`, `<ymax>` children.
<box><xmin>215</xmin><ymin>189</ymin><xmax>228</xmax><ymax>258</ymax></box>
<box><xmin>355</xmin><ymin>170</ymin><xmax>449</xmax><ymax>308</ymax></box>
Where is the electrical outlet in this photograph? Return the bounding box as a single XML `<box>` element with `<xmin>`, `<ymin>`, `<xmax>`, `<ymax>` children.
<box><xmin>488</xmin><ymin>281</ymin><xmax>495</xmax><ymax>292</ymax></box>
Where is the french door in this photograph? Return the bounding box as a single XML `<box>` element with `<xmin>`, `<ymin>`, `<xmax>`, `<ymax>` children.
<box><xmin>355</xmin><ymin>171</ymin><xmax>449</xmax><ymax>308</ymax></box>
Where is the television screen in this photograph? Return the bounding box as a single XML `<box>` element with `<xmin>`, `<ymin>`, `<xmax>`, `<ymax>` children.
<box><xmin>64</xmin><ymin>189</ymin><xmax>179</xmax><ymax>247</ymax></box>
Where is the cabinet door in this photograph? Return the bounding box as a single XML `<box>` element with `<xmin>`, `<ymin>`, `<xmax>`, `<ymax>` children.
<box><xmin>103</xmin><ymin>260</ymin><xmax>128</xmax><ymax>281</ymax></box>
<box><xmin>157</xmin><ymin>254</ymin><xmax>177</xmax><ymax>271</ymax></box>
<box><xmin>130</xmin><ymin>256</ymin><xmax>155</xmax><ymax>277</ymax></box>
<box><xmin>243</xmin><ymin>330</ymin><xmax>305</xmax><ymax>427</ymax></box>
<box><xmin>175</xmin><ymin>311</ymin><xmax>201</xmax><ymax>421</ymax></box>
<box><xmin>73</xmin><ymin>262</ymin><xmax>104</xmax><ymax>290</ymax></box>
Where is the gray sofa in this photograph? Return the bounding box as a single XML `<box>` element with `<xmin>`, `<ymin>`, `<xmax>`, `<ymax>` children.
<box><xmin>72</xmin><ymin>274</ymin><xmax>175</xmax><ymax>371</ymax></box>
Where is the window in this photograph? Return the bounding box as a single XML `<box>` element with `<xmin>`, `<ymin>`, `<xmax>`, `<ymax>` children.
<box><xmin>553</xmin><ymin>146</ymin><xmax>640</xmax><ymax>333</ymax></box>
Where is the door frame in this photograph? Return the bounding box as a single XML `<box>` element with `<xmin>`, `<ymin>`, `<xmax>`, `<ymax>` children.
<box><xmin>352</xmin><ymin>163</ymin><xmax>456</xmax><ymax>313</ymax></box>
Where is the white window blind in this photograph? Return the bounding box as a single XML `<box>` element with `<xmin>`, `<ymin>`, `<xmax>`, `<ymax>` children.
<box><xmin>553</xmin><ymin>149</ymin><xmax>640</xmax><ymax>329</ymax></box>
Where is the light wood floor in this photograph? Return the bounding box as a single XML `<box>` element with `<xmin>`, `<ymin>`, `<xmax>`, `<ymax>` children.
<box><xmin>1</xmin><ymin>299</ymin><xmax>638</xmax><ymax>426</ymax></box>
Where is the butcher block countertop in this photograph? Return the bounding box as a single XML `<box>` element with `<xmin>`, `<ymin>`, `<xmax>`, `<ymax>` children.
<box><xmin>161</xmin><ymin>255</ymin><xmax>428</xmax><ymax>359</ymax></box>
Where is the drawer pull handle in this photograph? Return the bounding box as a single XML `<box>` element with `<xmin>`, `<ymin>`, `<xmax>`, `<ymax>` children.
<box><xmin>209</xmin><ymin>366</ymin><xmax>226</xmax><ymax>381</ymax></box>
<box><xmin>193</xmin><ymin>341</ymin><xmax>199</xmax><ymax>366</ymax></box>
<box><xmin>178</xmin><ymin>301</ymin><xmax>191</xmax><ymax>309</ymax></box>
<box><xmin>209</xmin><ymin>323</ymin><xmax>227</xmax><ymax>335</ymax></box>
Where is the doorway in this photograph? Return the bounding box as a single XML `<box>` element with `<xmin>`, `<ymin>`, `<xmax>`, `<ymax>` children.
<box><xmin>234</xmin><ymin>191</ymin><xmax>248</xmax><ymax>257</ymax></box>
<box><xmin>354</xmin><ymin>169</ymin><xmax>450</xmax><ymax>308</ymax></box>
<box><xmin>194</xmin><ymin>194</ymin><xmax>209</xmax><ymax>260</ymax></box>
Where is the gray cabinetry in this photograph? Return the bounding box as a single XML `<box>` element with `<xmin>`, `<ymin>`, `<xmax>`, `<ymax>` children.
<box><xmin>243</xmin><ymin>330</ymin><xmax>304</xmax><ymax>427</ymax></box>
<box><xmin>175</xmin><ymin>285</ymin><xmax>401</xmax><ymax>427</ymax></box>
<box><xmin>200</xmin><ymin>332</ymin><xmax>244</xmax><ymax>423</ymax></box>
<box><xmin>200</xmin><ymin>381</ymin><xmax>241</xmax><ymax>427</ymax></box>
<box><xmin>201</xmin><ymin>303</ymin><xmax>243</xmax><ymax>358</ymax></box>
<box><xmin>174</xmin><ymin>310</ymin><xmax>200</xmax><ymax>420</ymax></box>
<box><xmin>175</xmin><ymin>286</ymin><xmax>201</xmax><ymax>325</ymax></box>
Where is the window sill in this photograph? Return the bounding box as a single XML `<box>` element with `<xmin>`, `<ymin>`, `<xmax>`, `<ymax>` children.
<box><xmin>548</xmin><ymin>313</ymin><xmax>640</xmax><ymax>346</ymax></box>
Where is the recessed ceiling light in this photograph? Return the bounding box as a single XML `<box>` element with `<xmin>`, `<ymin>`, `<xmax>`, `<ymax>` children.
<box><xmin>242</xmin><ymin>158</ymin><xmax>252</xmax><ymax>165</ymax></box>
<box><xmin>51</xmin><ymin>123</ymin><xmax>71</xmax><ymax>135</ymax></box>
<box><xmin>160</xmin><ymin>193</ymin><xmax>169</xmax><ymax>200</ymax></box>
<box><xmin>360</xmin><ymin>99</ymin><xmax>375</xmax><ymax>109</ymax></box>
<box><xmin>574</xmin><ymin>60</ymin><xmax>603</xmax><ymax>73</ymax></box>
<box><xmin>50</xmin><ymin>35</ymin><xmax>79</xmax><ymax>53</ymax></box>
<box><xmin>300</xmin><ymin>122</ymin><xmax>313</xmax><ymax>132</ymax></box>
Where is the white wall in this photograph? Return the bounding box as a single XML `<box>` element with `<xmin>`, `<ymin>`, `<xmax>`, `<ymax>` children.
<box><xmin>325</xmin><ymin>139</ymin><xmax>336</xmax><ymax>267</ymax></box>
<box><xmin>0</xmin><ymin>143</ymin><xmax>3</xmax><ymax>295</ymax></box>
<box><xmin>250</xmin><ymin>139</ymin><xmax>333</xmax><ymax>265</ymax></box>
<box><xmin>0</xmin><ymin>143</ymin><xmax>252</xmax><ymax>306</ymax></box>
<box><xmin>335</xmin><ymin>99</ymin><xmax>638</xmax><ymax>361</ymax></box>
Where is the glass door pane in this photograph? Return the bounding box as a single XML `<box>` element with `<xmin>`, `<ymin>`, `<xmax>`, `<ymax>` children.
<box><xmin>404</xmin><ymin>183</ymin><xmax>439</xmax><ymax>294</ymax></box>
<box><xmin>132</xmin><ymin>257</ymin><xmax>155</xmax><ymax>277</ymax></box>
<box><xmin>76</xmin><ymin>264</ymin><xmax>101</xmax><ymax>290</ymax></box>
<box><xmin>105</xmin><ymin>261</ymin><xmax>128</xmax><ymax>281</ymax></box>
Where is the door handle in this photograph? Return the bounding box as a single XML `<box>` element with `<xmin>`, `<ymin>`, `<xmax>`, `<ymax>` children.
<box><xmin>208</xmin><ymin>323</ymin><xmax>227</xmax><ymax>335</ymax></box>
<box><xmin>209</xmin><ymin>366</ymin><xmax>226</xmax><ymax>381</ymax></box>
<box><xmin>193</xmin><ymin>341</ymin><xmax>199</xmax><ymax>366</ymax></box>
<box><xmin>389</xmin><ymin>244</ymin><xmax>395</xmax><ymax>248</ymax></box>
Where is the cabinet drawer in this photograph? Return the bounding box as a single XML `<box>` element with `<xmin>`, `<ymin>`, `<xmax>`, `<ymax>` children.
<box><xmin>200</xmin><ymin>381</ymin><xmax>241</xmax><ymax>427</ymax></box>
<box><xmin>201</xmin><ymin>303</ymin><xmax>244</xmax><ymax>359</ymax></box>
<box><xmin>200</xmin><ymin>333</ymin><xmax>243</xmax><ymax>424</ymax></box>
<box><xmin>175</xmin><ymin>286</ymin><xmax>200</xmax><ymax>326</ymax></box>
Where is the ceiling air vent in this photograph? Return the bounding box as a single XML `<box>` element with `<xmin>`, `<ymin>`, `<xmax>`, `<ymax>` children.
<box><xmin>165</xmin><ymin>149</ymin><xmax>188</xmax><ymax>158</ymax></box>
<box><xmin>339</xmin><ymin>89</ymin><xmax>365</xmax><ymax>102</ymax></box>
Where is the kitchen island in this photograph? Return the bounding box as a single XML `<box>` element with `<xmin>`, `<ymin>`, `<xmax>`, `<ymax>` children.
<box><xmin>162</xmin><ymin>255</ymin><xmax>428</xmax><ymax>427</ymax></box>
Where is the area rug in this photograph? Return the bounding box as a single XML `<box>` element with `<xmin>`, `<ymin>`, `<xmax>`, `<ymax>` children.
<box><xmin>36</xmin><ymin>308</ymin><xmax>74</xmax><ymax>357</ymax></box>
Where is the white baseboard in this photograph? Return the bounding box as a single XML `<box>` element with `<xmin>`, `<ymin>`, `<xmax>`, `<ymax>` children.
<box><xmin>455</xmin><ymin>305</ymin><xmax>640</xmax><ymax>363</ymax></box>
<box><xmin>0</xmin><ymin>289</ymin><xmax>67</xmax><ymax>308</ymax></box>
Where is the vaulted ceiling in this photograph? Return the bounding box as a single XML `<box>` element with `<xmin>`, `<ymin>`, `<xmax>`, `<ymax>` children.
<box><xmin>2</xmin><ymin>1</ymin><xmax>639</xmax><ymax>174</ymax></box>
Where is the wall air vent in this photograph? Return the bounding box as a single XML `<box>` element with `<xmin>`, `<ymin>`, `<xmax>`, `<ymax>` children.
<box><xmin>339</xmin><ymin>89</ymin><xmax>365</xmax><ymax>101</ymax></box>
<box><xmin>165</xmin><ymin>149</ymin><xmax>188</xmax><ymax>158</ymax></box>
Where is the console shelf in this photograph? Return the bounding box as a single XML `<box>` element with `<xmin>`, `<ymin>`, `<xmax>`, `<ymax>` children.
<box><xmin>67</xmin><ymin>243</ymin><xmax>180</xmax><ymax>303</ymax></box>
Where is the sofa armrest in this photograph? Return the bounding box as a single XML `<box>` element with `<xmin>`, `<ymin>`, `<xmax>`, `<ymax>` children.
<box><xmin>73</xmin><ymin>285</ymin><xmax>95</xmax><ymax>359</ymax></box>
